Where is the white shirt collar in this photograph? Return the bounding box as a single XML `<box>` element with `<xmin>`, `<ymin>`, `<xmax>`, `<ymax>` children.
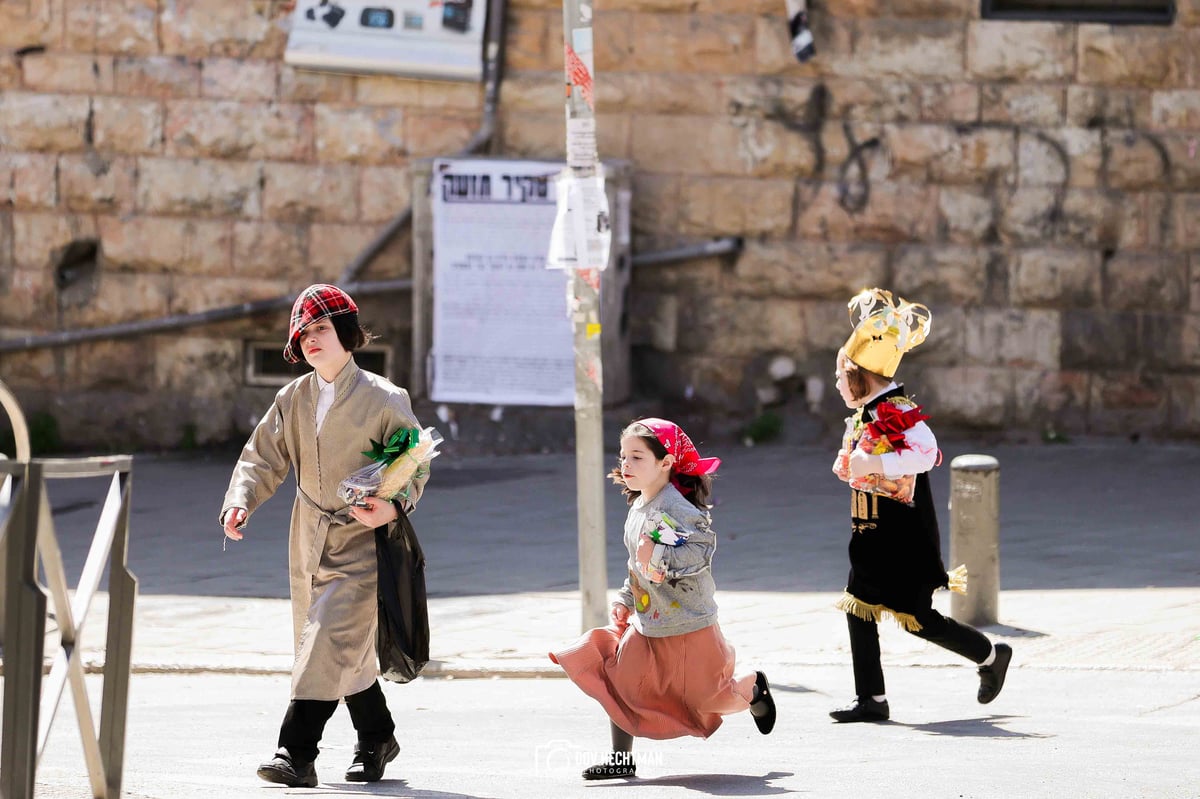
<box><xmin>314</xmin><ymin>373</ymin><xmax>336</xmax><ymax>434</ymax></box>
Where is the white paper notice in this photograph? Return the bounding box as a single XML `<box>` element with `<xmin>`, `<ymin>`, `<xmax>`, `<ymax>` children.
<box><xmin>547</xmin><ymin>169</ymin><xmax>611</xmax><ymax>272</ymax></box>
<box><xmin>431</xmin><ymin>158</ymin><xmax>575</xmax><ymax>406</ymax></box>
<box><xmin>566</xmin><ymin>117</ymin><xmax>597</xmax><ymax>168</ymax></box>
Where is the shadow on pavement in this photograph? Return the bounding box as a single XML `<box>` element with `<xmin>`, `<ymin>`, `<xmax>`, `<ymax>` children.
<box><xmin>302</xmin><ymin>781</ymin><xmax>497</xmax><ymax>798</ymax></box>
<box><xmin>769</xmin><ymin>682</ymin><xmax>818</xmax><ymax>695</ymax></box>
<box><xmin>899</xmin><ymin>715</ymin><xmax>1054</xmax><ymax>739</ymax></box>
<box><xmin>981</xmin><ymin>624</ymin><xmax>1048</xmax><ymax>639</ymax></box>
<box><xmin>591</xmin><ymin>770</ymin><xmax>797</xmax><ymax>795</ymax></box>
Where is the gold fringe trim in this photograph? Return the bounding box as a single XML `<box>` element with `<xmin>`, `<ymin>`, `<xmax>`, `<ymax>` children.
<box><xmin>835</xmin><ymin>592</ymin><xmax>923</xmax><ymax>633</ymax></box>
<box><xmin>946</xmin><ymin>564</ymin><xmax>968</xmax><ymax>595</ymax></box>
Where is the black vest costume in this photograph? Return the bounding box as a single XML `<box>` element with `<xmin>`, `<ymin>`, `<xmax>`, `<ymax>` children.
<box><xmin>837</xmin><ymin>385</ymin><xmax>956</xmax><ymax>631</ymax></box>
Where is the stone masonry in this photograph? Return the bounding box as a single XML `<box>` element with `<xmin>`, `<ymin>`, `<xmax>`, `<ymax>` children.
<box><xmin>1</xmin><ymin>0</ymin><xmax>1199</xmax><ymax>450</ymax></box>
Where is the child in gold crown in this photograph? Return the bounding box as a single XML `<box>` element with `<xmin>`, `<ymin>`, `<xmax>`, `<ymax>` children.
<box><xmin>828</xmin><ymin>288</ymin><xmax>1012</xmax><ymax>723</ymax></box>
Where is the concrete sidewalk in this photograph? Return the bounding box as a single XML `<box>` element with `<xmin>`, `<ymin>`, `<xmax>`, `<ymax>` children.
<box><xmin>76</xmin><ymin>584</ymin><xmax>1200</xmax><ymax>681</ymax></box>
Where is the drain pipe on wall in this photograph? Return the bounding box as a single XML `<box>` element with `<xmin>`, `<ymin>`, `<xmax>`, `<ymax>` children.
<box><xmin>0</xmin><ymin>0</ymin><xmax>509</xmax><ymax>355</ymax></box>
<box><xmin>337</xmin><ymin>0</ymin><xmax>507</xmax><ymax>285</ymax></box>
<box><xmin>631</xmin><ymin>236</ymin><xmax>743</xmax><ymax>268</ymax></box>
<box><xmin>0</xmin><ymin>279</ymin><xmax>415</xmax><ymax>353</ymax></box>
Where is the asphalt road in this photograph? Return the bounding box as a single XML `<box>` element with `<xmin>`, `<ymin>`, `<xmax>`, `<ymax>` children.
<box><xmin>35</xmin><ymin>439</ymin><xmax>1200</xmax><ymax>600</ymax></box>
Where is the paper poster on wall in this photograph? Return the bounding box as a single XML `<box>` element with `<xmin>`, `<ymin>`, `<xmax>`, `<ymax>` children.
<box><xmin>430</xmin><ymin>158</ymin><xmax>576</xmax><ymax>406</ymax></box>
<box><xmin>285</xmin><ymin>1</ymin><xmax>488</xmax><ymax>82</ymax></box>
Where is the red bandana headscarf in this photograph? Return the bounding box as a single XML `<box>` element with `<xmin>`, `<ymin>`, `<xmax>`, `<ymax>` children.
<box><xmin>636</xmin><ymin>418</ymin><xmax>720</xmax><ymax>493</ymax></box>
<box><xmin>283</xmin><ymin>284</ymin><xmax>358</xmax><ymax>364</ymax></box>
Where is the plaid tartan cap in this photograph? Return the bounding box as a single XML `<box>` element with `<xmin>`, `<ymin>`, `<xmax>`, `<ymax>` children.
<box><xmin>283</xmin><ymin>284</ymin><xmax>358</xmax><ymax>364</ymax></box>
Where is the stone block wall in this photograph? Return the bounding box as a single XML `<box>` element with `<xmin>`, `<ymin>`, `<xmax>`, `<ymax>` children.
<box><xmin>505</xmin><ymin>0</ymin><xmax>1200</xmax><ymax>440</ymax></box>
<box><xmin>0</xmin><ymin>0</ymin><xmax>473</xmax><ymax>449</ymax></box>
<box><xmin>1</xmin><ymin>0</ymin><xmax>1199</xmax><ymax>449</ymax></box>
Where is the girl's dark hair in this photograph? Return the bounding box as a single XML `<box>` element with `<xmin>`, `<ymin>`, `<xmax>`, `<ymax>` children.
<box><xmin>842</xmin><ymin>354</ymin><xmax>889</xmax><ymax>402</ymax></box>
<box><xmin>332</xmin><ymin>312</ymin><xmax>375</xmax><ymax>353</ymax></box>
<box><xmin>609</xmin><ymin>422</ymin><xmax>713</xmax><ymax>509</ymax></box>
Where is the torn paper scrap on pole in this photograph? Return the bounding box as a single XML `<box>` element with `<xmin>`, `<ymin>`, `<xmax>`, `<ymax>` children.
<box><xmin>547</xmin><ymin>168</ymin><xmax>611</xmax><ymax>272</ymax></box>
<box><xmin>565</xmin><ymin>29</ymin><xmax>595</xmax><ymax>111</ymax></box>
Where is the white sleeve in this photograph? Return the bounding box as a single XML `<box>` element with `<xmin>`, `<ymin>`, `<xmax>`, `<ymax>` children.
<box><xmin>877</xmin><ymin>421</ymin><xmax>938</xmax><ymax>476</ymax></box>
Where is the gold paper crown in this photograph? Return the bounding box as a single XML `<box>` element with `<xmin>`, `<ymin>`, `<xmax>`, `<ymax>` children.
<box><xmin>843</xmin><ymin>288</ymin><xmax>932</xmax><ymax>378</ymax></box>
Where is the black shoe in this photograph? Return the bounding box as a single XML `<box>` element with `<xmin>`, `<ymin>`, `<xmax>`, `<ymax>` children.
<box><xmin>582</xmin><ymin>752</ymin><xmax>636</xmax><ymax>780</ymax></box>
<box><xmin>977</xmin><ymin>643</ymin><xmax>1013</xmax><ymax>704</ymax></box>
<box><xmin>749</xmin><ymin>671</ymin><xmax>777</xmax><ymax>735</ymax></box>
<box><xmin>829</xmin><ymin>696</ymin><xmax>890</xmax><ymax>723</ymax></box>
<box><xmin>257</xmin><ymin>748</ymin><xmax>318</xmax><ymax>788</ymax></box>
<box><xmin>345</xmin><ymin>736</ymin><xmax>399</xmax><ymax>783</ymax></box>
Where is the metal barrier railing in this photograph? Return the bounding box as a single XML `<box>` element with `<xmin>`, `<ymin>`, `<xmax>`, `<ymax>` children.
<box><xmin>0</xmin><ymin>378</ymin><xmax>32</xmax><ymax>650</ymax></box>
<box><xmin>1</xmin><ymin>405</ymin><xmax>136</xmax><ymax>798</ymax></box>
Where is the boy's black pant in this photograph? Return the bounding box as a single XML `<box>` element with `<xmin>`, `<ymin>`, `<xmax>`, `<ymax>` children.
<box><xmin>847</xmin><ymin>607</ymin><xmax>992</xmax><ymax>697</ymax></box>
<box><xmin>278</xmin><ymin>680</ymin><xmax>395</xmax><ymax>763</ymax></box>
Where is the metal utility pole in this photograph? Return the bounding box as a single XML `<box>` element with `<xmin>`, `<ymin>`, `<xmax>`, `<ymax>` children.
<box><xmin>560</xmin><ymin>0</ymin><xmax>608</xmax><ymax>631</ymax></box>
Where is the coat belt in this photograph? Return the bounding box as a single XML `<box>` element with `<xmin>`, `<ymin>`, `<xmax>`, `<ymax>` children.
<box><xmin>296</xmin><ymin>486</ymin><xmax>353</xmax><ymax>574</ymax></box>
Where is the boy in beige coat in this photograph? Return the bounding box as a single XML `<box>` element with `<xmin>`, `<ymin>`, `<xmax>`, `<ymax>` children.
<box><xmin>221</xmin><ymin>284</ymin><xmax>429</xmax><ymax>788</ymax></box>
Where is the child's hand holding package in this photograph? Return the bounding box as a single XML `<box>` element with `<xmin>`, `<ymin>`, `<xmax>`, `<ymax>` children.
<box><xmin>338</xmin><ymin>426</ymin><xmax>443</xmax><ymax>508</ymax></box>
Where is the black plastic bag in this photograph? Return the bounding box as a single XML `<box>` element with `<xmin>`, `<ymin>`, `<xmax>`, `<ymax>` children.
<box><xmin>374</xmin><ymin>507</ymin><xmax>429</xmax><ymax>683</ymax></box>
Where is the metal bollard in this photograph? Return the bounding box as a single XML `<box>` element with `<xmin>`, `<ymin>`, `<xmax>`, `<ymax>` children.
<box><xmin>948</xmin><ymin>454</ymin><xmax>1000</xmax><ymax>627</ymax></box>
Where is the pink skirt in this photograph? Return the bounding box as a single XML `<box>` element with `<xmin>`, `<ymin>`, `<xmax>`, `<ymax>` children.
<box><xmin>549</xmin><ymin>621</ymin><xmax>755</xmax><ymax>740</ymax></box>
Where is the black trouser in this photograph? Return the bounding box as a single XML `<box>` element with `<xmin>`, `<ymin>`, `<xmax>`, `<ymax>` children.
<box><xmin>847</xmin><ymin>607</ymin><xmax>992</xmax><ymax>698</ymax></box>
<box><xmin>278</xmin><ymin>680</ymin><xmax>395</xmax><ymax>763</ymax></box>
<box><xmin>609</xmin><ymin>721</ymin><xmax>633</xmax><ymax>753</ymax></box>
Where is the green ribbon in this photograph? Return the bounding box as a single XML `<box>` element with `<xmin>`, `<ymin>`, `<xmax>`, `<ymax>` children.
<box><xmin>646</xmin><ymin>512</ymin><xmax>678</xmax><ymax>544</ymax></box>
<box><xmin>362</xmin><ymin>427</ymin><xmax>420</xmax><ymax>465</ymax></box>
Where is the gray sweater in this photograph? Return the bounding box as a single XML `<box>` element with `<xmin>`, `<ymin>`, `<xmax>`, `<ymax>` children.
<box><xmin>615</xmin><ymin>483</ymin><xmax>719</xmax><ymax>638</ymax></box>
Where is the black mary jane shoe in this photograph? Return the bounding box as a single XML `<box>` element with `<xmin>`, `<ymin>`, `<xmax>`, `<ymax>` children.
<box><xmin>749</xmin><ymin>671</ymin><xmax>777</xmax><ymax>735</ymax></box>
<box><xmin>829</xmin><ymin>696</ymin><xmax>890</xmax><ymax>723</ymax></box>
<box><xmin>257</xmin><ymin>747</ymin><xmax>318</xmax><ymax>788</ymax></box>
<box><xmin>977</xmin><ymin>643</ymin><xmax>1013</xmax><ymax>704</ymax></box>
<box><xmin>345</xmin><ymin>736</ymin><xmax>399</xmax><ymax>783</ymax></box>
<box><xmin>582</xmin><ymin>752</ymin><xmax>637</xmax><ymax>781</ymax></box>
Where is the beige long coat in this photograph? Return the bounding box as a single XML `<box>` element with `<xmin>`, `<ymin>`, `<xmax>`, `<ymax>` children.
<box><xmin>221</xmin><ymin>359</ymin><xmax>428</xmax><ymax>701</ymax></box>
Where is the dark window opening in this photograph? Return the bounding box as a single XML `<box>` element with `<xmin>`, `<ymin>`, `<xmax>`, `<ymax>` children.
<box><xmin>982</xmin><ymin>1</ymin><xmax>1175</xmax><ymax>24</ymax></box>
<box><xmin>53</xmin><ymin>238</ymin><xmax>99</xmax><ymax>290</ymax></box>
<box><xmin>245</xmin><ymin>341</ymin><xmax>392</xmax><ymax>387</ymax></box>
<box><xmin>52</xmin><ymin>237</ymin><xmax>101</xmax><ymax>308</ymax></box>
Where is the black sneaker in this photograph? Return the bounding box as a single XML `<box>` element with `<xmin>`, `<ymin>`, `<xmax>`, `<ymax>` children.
<box><xmin>345</xmin><ymin>736</ymin><xmax>399</xmax><ymax>782</ymax></box>
<box><xmin>977</xmin><ymin>643</ymin><xmax>1013</xmax><ymax>704</ymax></box>
<box><xmin>257</xmin><ymin>747</ymin><xmax>318</xmax><ymax>788</ymax></box>
<box><xmin>829</xmin><ymin>696</ymin><xmax>890</xmax><ymax>723</ymax></box>
<box><xmin>749</xmin><ymin>671</ymin><xmax>777</xmax><ymax>735</ymax></box>
<box><xmin>582</xmin><ymin>751</ymin><xmax>636</xmax><ymax>780</ymax></box>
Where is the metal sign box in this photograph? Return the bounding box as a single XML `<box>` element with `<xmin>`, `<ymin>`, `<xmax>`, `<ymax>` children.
<box><xmin>284</xmin><ymin>0</ymin><xmax>487</xmax><ymax>82</ymax></box>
